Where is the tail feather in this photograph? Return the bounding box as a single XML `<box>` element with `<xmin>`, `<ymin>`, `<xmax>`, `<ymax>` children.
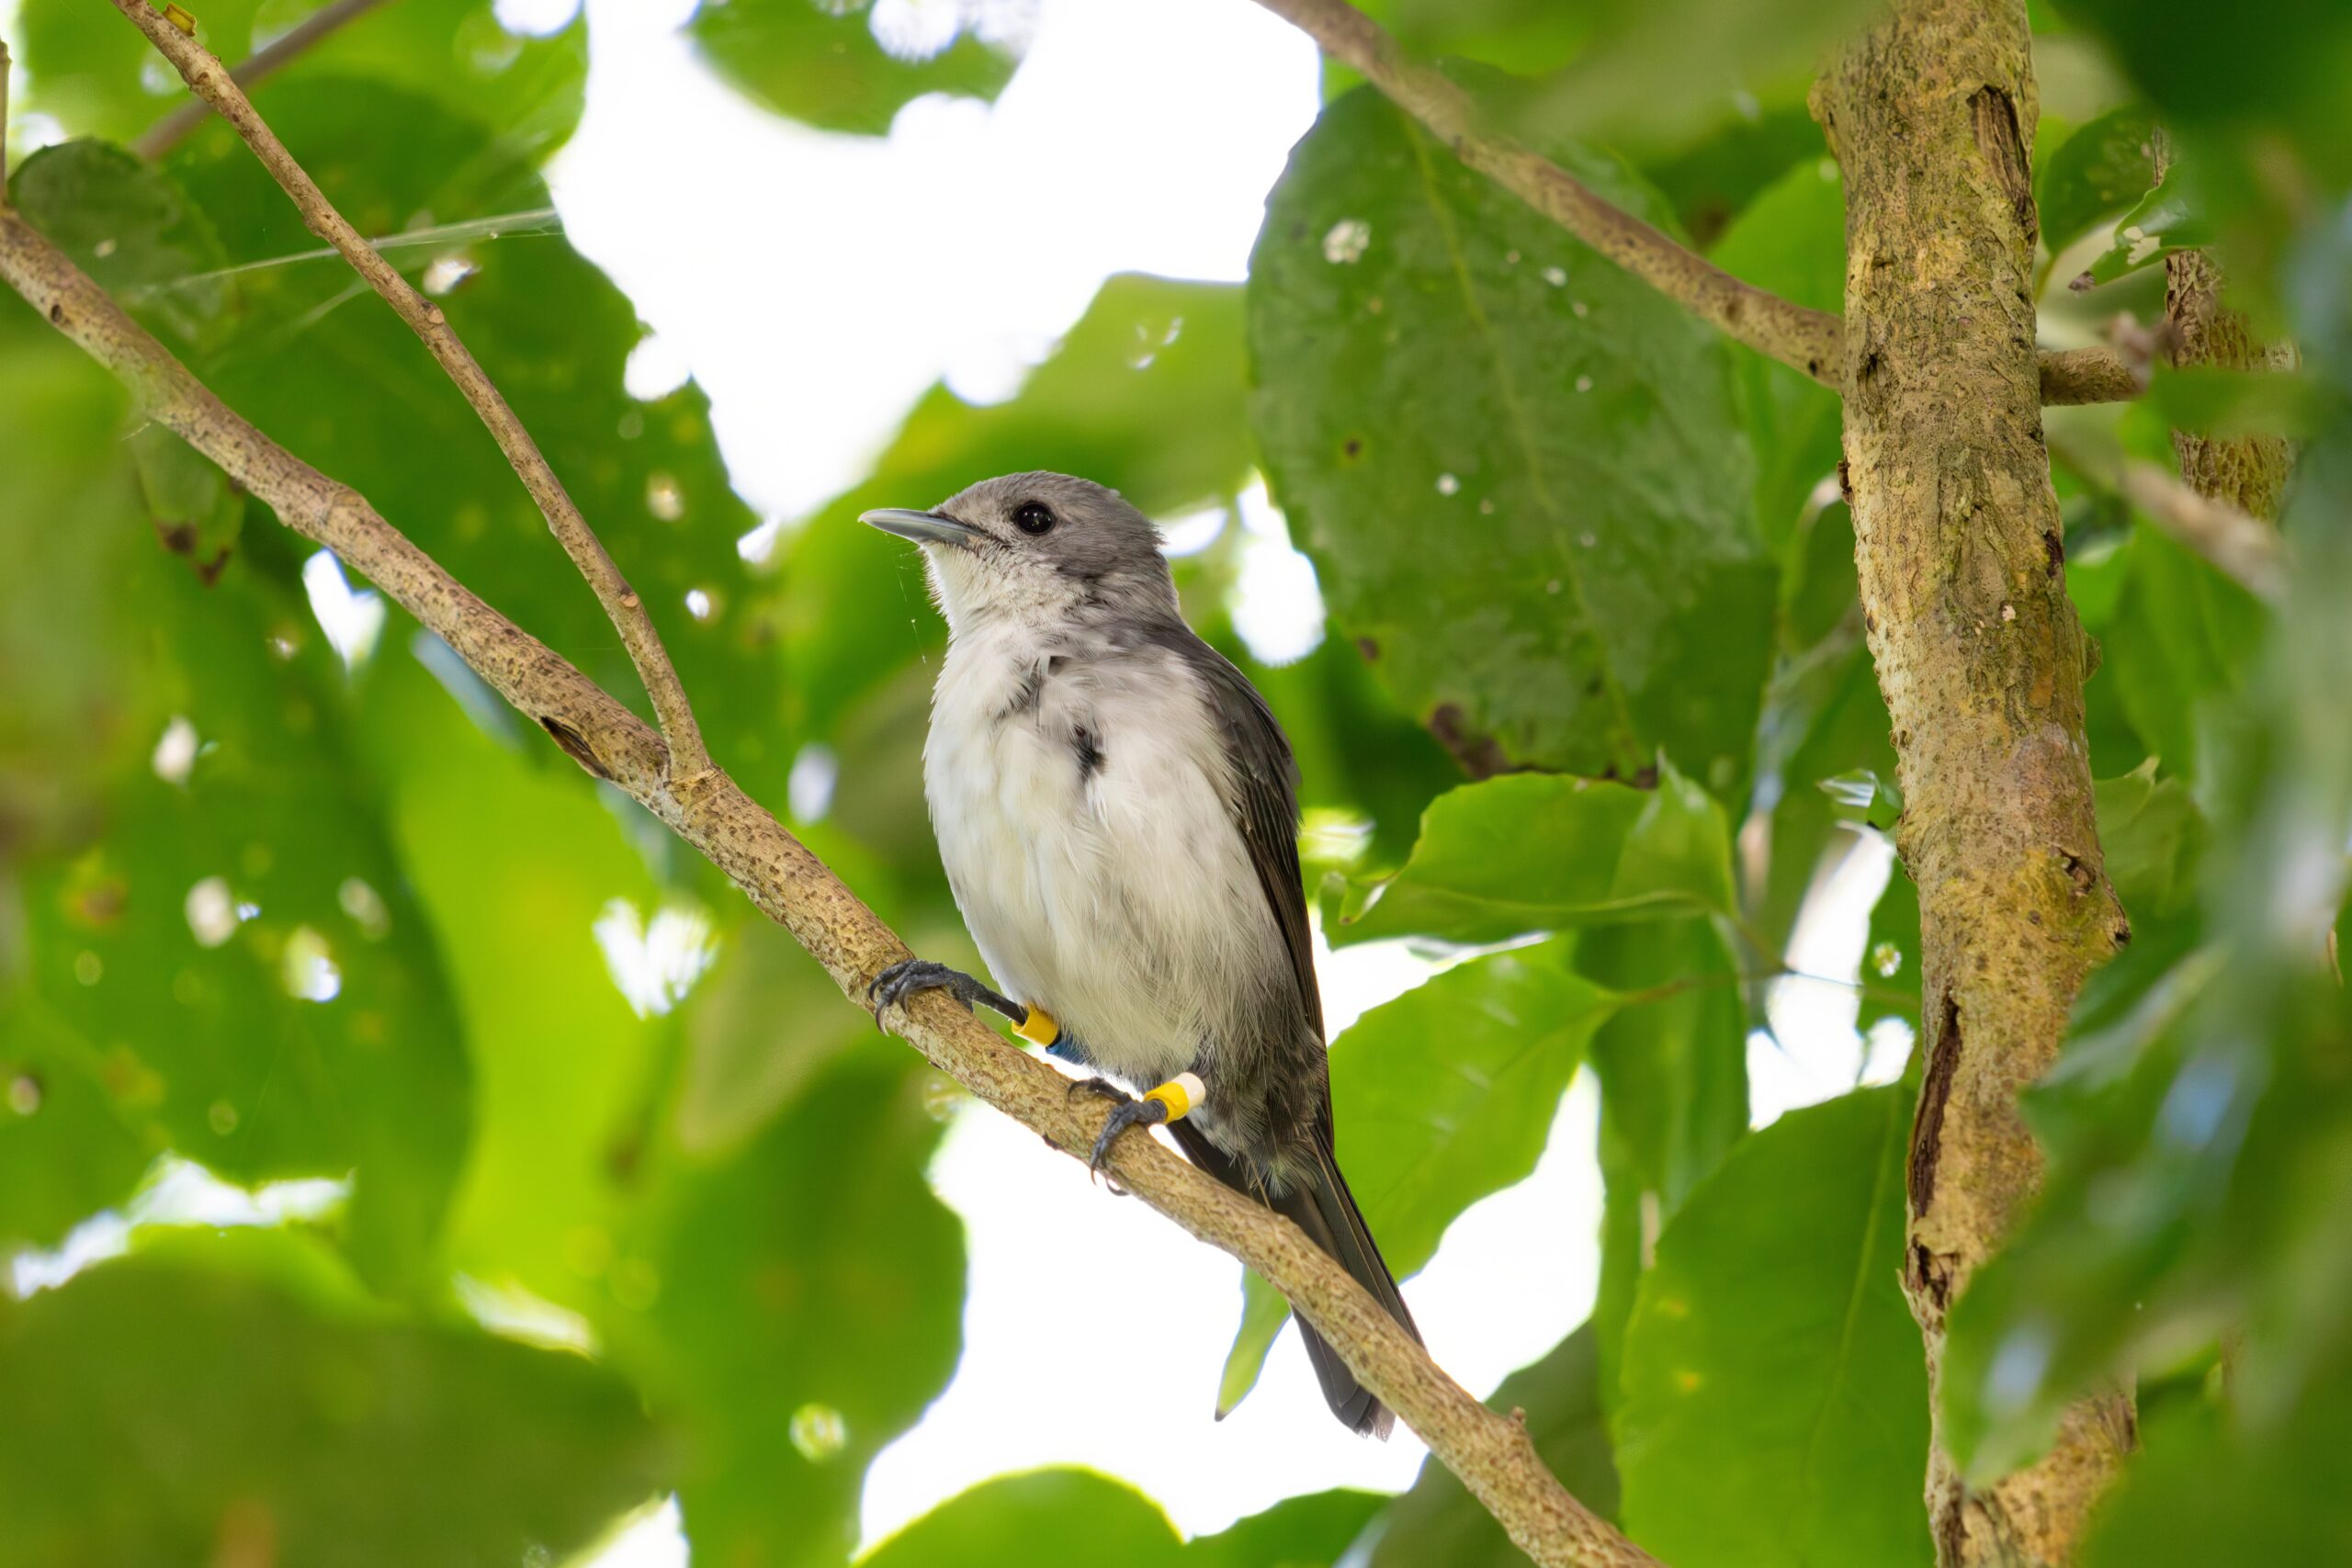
<box><xmin>1169</xmin><ymin>1122</ymin><xmax>1419</xmax><ymax>1438</ymax></box>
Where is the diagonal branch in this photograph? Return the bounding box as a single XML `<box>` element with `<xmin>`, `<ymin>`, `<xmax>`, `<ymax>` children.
<box><xmin>130</xmin><ymin>0</ymin><xmax>395</xmax><ymax>161</ymax></box>
<box><xmin>0</xmin><ymin>203</ymin><xmax>1657</xmax><ymax>1568</ymax></box>
<box><xmin>1247</xmin><ymin>0</ymin><xmax>2139</xmax><ymax>407</ymax></box>
<box><xmin>111</xmin><ymin>0</ymin><xmax>713</xmax><ymax>784</ymax></box>
<box><xmin>2046</xmin><ymin>425</ymin><xmax>2288</xmax><ymax>602</ymax></box>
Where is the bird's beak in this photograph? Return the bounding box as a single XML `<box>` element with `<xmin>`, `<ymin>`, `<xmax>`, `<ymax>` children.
<box><xmin>860</xmin><ymin>508</ymin><xmax>983</xmax><ymax>549</ymax></box>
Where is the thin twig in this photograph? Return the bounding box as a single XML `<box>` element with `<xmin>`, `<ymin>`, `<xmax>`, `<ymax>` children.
<box><xmin>130</xmin><ymin>0</ymin><xmax>395</xmax><ymax>161</ymax></box>
<box><xmin>1249</xmin><ymin>0</ymin><xmax>2142</xmax><ymax>408</ymax></box>
<box><xmin>0</xmin><ymin>203</ymin><xmax>1657</xmax><ymax>1568</ymax></box>
<box><xmin>111</xmin><ymin>0</ymin><xmax>714</xmax><ymax>785</ymax></box>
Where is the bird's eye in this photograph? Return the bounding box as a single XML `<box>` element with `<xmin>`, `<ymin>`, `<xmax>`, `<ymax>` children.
<box><xmin>1012</xmin><ymin>501</ymin><xmax>1056</xmax><ymax>536</ymax></box>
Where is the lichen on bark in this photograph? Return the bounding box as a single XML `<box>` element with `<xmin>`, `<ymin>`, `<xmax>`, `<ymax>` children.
<box><xmin>1815</xmin><ymin>0</ymin><xmax>2136</xmax><ymax>1562</ymax></box>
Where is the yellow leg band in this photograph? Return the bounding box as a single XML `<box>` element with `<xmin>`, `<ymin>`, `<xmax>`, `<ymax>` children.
<box><xmin>1012</xmin><ymin>1005</ymin><xmax>1059</xmax><ymax>1047</ymax></box>
<box><xmin>1142</xmin><ymin>1072</ymin><xmax>1206</xmax><ymax>1123</ymax></box>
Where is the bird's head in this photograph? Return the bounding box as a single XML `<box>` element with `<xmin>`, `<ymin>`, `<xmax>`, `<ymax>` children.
<box><xmin>861</xmin><ymin>471</ymin><xmax>1177</xmax><ymax>636</ymax></box>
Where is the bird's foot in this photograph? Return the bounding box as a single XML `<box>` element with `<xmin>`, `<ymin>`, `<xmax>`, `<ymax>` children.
<box><xmin>1076</xmin><ymin>1072</ymin><xmax>1204</xmax><ymax>1194</ymax></box>
<box><xmin>867</xmin><ymin>958</ymin><xmax>1020</xmax><ymax>1027</ymax></box>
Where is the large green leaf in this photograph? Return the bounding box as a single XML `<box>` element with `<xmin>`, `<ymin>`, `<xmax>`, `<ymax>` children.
<box><xmin>1615</xmin><ymin>1086</ymin><xmax>1928</xmax><ymax>1568</ymax></box>
<box><xmin>1250</xmin><ymin>84</ymin><xmax>1770</xmax><ymax>780</ymax></box>
<box><xmin>1186</xmin><ymin>1488</ymin><xmax>1386</xmax><ymax>1568</ymax></box>
<box><xmin>19</xmin><ymin>0</ymin><xmax>585</xmax><ymax>159</ymax></box>
<box><xmin>1218</xmin><ymin>941</ymin><xmax>1619</xmax><ymax>1409</ymax></box>
<box><xmin>862</xmin><ymin>1470</ymin><xmax>1182</xmax><ymax>1568</ymax></box>
<box><xmin>2102</xmin><ymin>528</ymin><xmax>2264</xmax><ymax>781</ymax></box>
<box><xmin>1330</xmin><ymin>767</ymin><xmax>1737</xmax><ymax>948</ymax></box>
<box><xmin>1582</xmin><ymin>918</ymin><xmax>1749</xmax><ymax>1403</ymax></box>
<box><xmin>689</xmin><ymin>0</ymin><xmax>1020</xmax><ymax>137</ymax></box>
<box><xmin>1370</xmin><ymin>1322</ymin><xmax>1621</xmax><ymax>1566</ymax></box>
<box><xmin>618</xmin><ymin>1056</ymin><xmax>965</xmax><ymax>1567</ymax></box>
<box><xmin>164</xmin><ymin>79</ymin><xmax>794</xmax><ymax>806</ymax></box>
<box><xmin>0</xmin><ymin>1231</ymin><xmax>665</xmax><ymax>1566</ymax></box>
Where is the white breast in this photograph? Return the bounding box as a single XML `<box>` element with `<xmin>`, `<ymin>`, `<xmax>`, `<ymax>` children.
<box><xmin>923</xmin><ymin>620</ymin><xmax>1284</xmax><ymax>1087</ymax></box>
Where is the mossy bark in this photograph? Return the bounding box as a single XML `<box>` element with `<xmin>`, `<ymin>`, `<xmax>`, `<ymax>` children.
<box><xmin>1816</xmin><ymin>1</ymin><xmax>2135</xmax><ymax>1561</ymax></box>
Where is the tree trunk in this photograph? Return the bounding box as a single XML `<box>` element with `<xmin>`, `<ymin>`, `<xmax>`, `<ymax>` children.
<box><xmin>1815</xmin><ymin>1</ymin><xmax>2136</xmax><ymax>1562</ymax></box>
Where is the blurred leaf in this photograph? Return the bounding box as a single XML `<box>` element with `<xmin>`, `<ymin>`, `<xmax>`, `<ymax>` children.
<box><xmin>1370</xmin><ymin>1322</ymin><xmax>1621</xmax><ymax>1566</ymax></box>
<box><xmin>2095</xmin><ymin>761</ymin><xmax>2208</xmax><ymax>919</ymax></box>
<box><xmin>2084</xmin><ymin>1373</ymin><xmax>2352</xmax><ymax>1564</ymax></box>
<box><xmin>671</xmin><ymin>918</ymin><xmax>874</xmax><ymax>1157</ymax></box>
<box><xmin>1348</xmin><ymin>0</ymin><xmax>1591</xmax><ymax>76</ymax></box>
<box><xmin>1583</xmin><ymin>917</ymin><xmax>1749</xmax><ymax>1400</ymax></box>
<box><xmin>778</xmin><ymin>275</ymin><xmax>1253</xmax><ymax>747</ymax></box>
<box><xmin>1250</xmin><ymin>84</ymin><xmax>1770</xmax><ymax>780</ymax></box>
<box><xmin>1214</xmin><ymin>1273</ymin><xmax>1291</xmax><ymax>1421</ymax></box>
<box><xmin>0</xmin><ymin>1231</ymin><xmax>665</xmax><ymax>1566</ymax></box>
<box><xmin>166</xmin><ymin>78</ymin><xmax>794</xmax><ymax>807</ymax></box>
<box><xmin>1644</xmin><ymin>107</ymin><xmax>1826</xmax><ymax>248</ymax></box>
<box><xmin>2075</xmin><ymin>162</ymin><xmax>2216</xmax><ymax>288</ymax></box>
<box><xmin>1616</xmin><ymin>1086</ymin><xmax>1929</xmax><ymax>1568</ymax></box>
<box><xmin>355</xmin><ymin>651</ymin><xmax>658</xmax><ymax>1307</ymax></box>
<box><xmin>691</xmin><ymin>0</ymin><xmax>1025</xmax><ymax>136</ymax></box>
<box><xmin>2146</xmin><ymin>361</ymin><xmax>2321</xmax><ymax>441</ymax></box>
<box><xmin>2102</xmin><ymin>528</ymin><xmax>2264</xmax><ymax>782</ymax></box>
<box><xmin>1708</xmin><ymin>154</ymin><xmax>1847</xmax><ymax>547</ymax></box>
<box><xmin>1187</xmin><ymin>1488</ymin><xmax>1386</xmax><ymax>1568</ymax></box>
<box><xmin>863</xmin><ymin>1469</ymin><xmax>1182</xmax><ymax>1568</ymax></box>
<box><xmin>689</xmin><ymin>0</ymin><xmax>1020</xmax><ymax>137</ymax></box>
<box><xmin>1330</xmin><ymin>767</ymin><xmax>1736</xmax><ymax>949</ymax></box>
<box><xmin>621</xmin><ymin>1056</ymin><xmax>964</xmax><ymax>1567</ymax></box>
<box><xmin>1220</xmin><ymin>942</ymin><xmax>1618</xmax><ymax>1410</ymax></box>
<box><xmin>2038</xmin><ymin>105</ymin><xmax>2160</xmax><ymax>260</ymax></box>
<box><xmin>8</xmin><ymin>140</ymin><xmax>232</xmax><ymax>348</ymax></box>
<box><xmin>19</xmin><ymin>0</ymin><xmax>585</xmax><ymax>159</ymax></box>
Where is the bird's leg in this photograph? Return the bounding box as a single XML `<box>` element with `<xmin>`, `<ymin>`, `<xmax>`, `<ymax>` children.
<box><xmin>1081</xmin><ymin>1071</ymin><xmax>1206</xmax><ymax>1190</ymax></box>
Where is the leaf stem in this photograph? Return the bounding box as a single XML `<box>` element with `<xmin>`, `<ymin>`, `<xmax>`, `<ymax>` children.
<box><xmin>130</xmin><ymin>0</ymin><xmax>396</xmax><ymax>161</ymax></box>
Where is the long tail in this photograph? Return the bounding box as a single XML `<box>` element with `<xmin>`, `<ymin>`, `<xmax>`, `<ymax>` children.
<box><xmin>1169</xmin><ymin>1121</ymin><xmax>1421</xmax><ymax>1438</ymax></box>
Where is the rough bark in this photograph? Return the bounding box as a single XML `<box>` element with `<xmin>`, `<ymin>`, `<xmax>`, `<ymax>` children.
<box><xmin>2165</xmin><ymin>247</ymin><xmax>2294</xmax><ymax>518</ymax></box>
<box><xmin>1815</xmin><ymin>2</ymin><xmax>2135</xmax><ymax>1562</ymax></box>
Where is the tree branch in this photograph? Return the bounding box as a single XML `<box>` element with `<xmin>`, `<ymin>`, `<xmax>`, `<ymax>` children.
<box><xmin>130</xmin><ymin>0</ymin><xmax>394</xmax><ymax>162</ymax></box>
<box><xmin>0</xmin><ymin>199</ymin><xmax>1655</xmax><ymax>1568</ymax></box>
<box><xmin>1248</xmin><ymin>0</ymin><xmax>2142</xmax><ymax>408</ymax></box>
<box><xmin>1819</xmin><ymin>2</ymin><xmax>2132</xmax><ymax>1561</ymax></box>
<box><xmin>110</xmin><ymin>0</ymin><xmax>713</xmax><ymax>784</ymax></box>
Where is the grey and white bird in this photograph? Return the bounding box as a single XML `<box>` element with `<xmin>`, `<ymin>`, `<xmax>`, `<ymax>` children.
<box><xmin>862</xmin><ymin>471</ymin><xmax>1420</xmax><ymax>1437</ymax></box>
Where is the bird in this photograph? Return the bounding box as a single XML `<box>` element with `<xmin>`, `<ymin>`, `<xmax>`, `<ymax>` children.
<box><xmin>860</xmin><ymin>470</ymin><xmax>1421</xmax><ymax>1437</ymax></box>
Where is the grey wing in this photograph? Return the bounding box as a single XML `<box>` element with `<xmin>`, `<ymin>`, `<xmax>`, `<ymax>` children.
<box><xmin>1156</xmin><ymin>627</ymin><xmax>1324</xmax><ymax>1041</ymax></box>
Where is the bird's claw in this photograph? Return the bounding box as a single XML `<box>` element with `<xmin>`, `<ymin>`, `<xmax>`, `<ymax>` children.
<box><xmin>1084</xmin><ymin>1089</ymin><xmax>1169</xmax><ymax>1195</ymax></box>
<box><xmin>868</xmin><ymin>958</ymin><xmax>1004</xmax><ymax>1028</ymax></box>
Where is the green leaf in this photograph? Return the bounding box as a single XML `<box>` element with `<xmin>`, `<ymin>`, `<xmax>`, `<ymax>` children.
<box><xmin>1331</xmin><ymin>767</ymin><xmax>1736</xmax><ymax>949</ymax></box>
<box><xmin>2102</xmin><ymin>528</ymin><xmax>2264</xmax><ymax>781</ymax></box>
<box><xmin>19</xmin><ymin>0</ymin><xmax>585</xmax><ymax>160</ymax></box>
<box><xmin>2038</xmin><ymin>106</ymin><xmax>2162</xmax><ymax>260</ymax></box>
<box><xmin>2093</xmin><ymin>761</ymin><xmax>2208</xmax><ymax>919</ymax></box>
<box><xmin>1582</xmin><ymin>919</ymin><xmax>1749</xmax><ymax>1401</ymax></box>
<box><xmin>0</xmin><ymin>1231</ymin><xmax>666</xmax><ymax>1566</ymax></box>
<box><xmin>1250</xmin><ymin>84</ymin><xmax>1771</xmax><ymax>779</ymax></box>
<box><xmin>8</xmin><ymin>140</ymin><xmax>233</xmax><ymax>348</ymax></box>
<box><xmin>1370</xmin><ymin>1322</ymin><xmax>1621</xmax><ymax>1566</ymax></box>
<box><xmin>689</xmin><ymin>0</ymin><xmax>1020</xmax><ymax>136</ymax></box>
<box><xmin>1218</xmin><ymin>941</ymin><xmax>1620</xmax><ymax>1412</ymax></box>
<box><xmin>355</xmin><ymin>652</ymin><xmax>659</xmax><ymax>1307</ymax></box>
<box><xmin>1615</xmin><ymin>1086</ymin><xmax>1929</xmax><ymax>1568</ymax></box>
<box><xmin>2074</xmin><ymin>163</ymin><xmax>2217</xmax><ymax>289</ymax></box>
<box><xmin>622</xmin><ymin>1056</ymin><xmax>965</xmax><ymax>1567</ymax></box>
<box><xmin>1187</xmin><ymin>1488</ymin><xmax>1386</xmax><ymax>1568</ymax></box>
<box><xmin>862</xmin><ymin>1470</ymin><xmax>1182</xmax><ymax>1568</ymax></box>
<box><xmin>2084</xmin><ymin>1374</ymin><xmax>2352</xmax><ymax>1565</ymax></box>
